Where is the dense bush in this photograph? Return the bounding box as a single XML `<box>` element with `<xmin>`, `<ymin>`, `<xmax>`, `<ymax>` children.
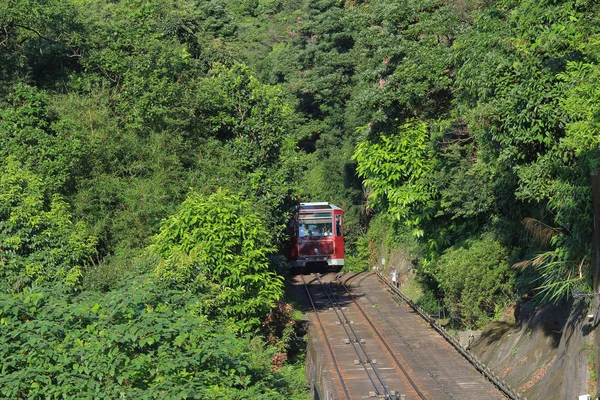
<box><xmin>0</xmin><ymin>1</ymin><xmax>309</xmax><ymax>396</ymax></box>
<box><xmin>343</xmin><ymin>239</ymin><xmax>371</xmax><ymax>272</ymax></box>
<box><xmin>0</xmin><ymin>279</ymin><xmax>307</xmax><ymax>399</ymax></box>
<box><xmin>434</xmin><ymin>237</ymin><xmax>515</xmax><ymax>328</ymax></box>
<box><xmin>151</xmin><ymin>189</ymin><xmax>284</xmax><ymax>330</ymax></box>
<box><xmin>416</xmin><ymin>288</ymin><xmax>441</xmax><ymax>316</ymax></box>
<box><xmin>0</xmin><ymin>158</ymin><xmax>97</xmax><ymax>294</ymax></box>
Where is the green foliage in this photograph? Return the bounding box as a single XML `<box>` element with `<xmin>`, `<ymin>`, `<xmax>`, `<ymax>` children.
<box><xmin>0</xmin><ymin>158</ymin><xmax>97</xmax><ymax>293</ymax></box>
<box><xmin>354</xmin><ymin>121</ymin><xmax>436</xmax><ymax>236</ymax></box>
<box><xmin>415</xmin><ymin>288</ymin><xmax>441</xmax><ymax>316</ymax></box>
<box><xmin>449</xmin><ymin>0</ymin><xmax>600</xmax><ymax>302</ymax></box>
<box><xmin>73</xmin><ymin>0</ymin><xmax>204</xmax><ymax>133</ymax></box>
<box><xmin>0</xmin><ymin>279</ymin><xmax>308</xmax><ymax>399</ymax></box>
<box><xmin>434</xmin><ymin>236</ymin><xmax>515</xmax><ymax>328</ymax></box>
<box><xmin>0</xmin><ymin>0</ymin><xmax>326</xmax><ymax>396</ymax></box>
<box><xmin>0</xmin><ymin>84</ymin><xmax>84</xmax><ymax>192</ymax></box>
<box><xmin>0</xmin><ymin>0</ymin><xmax>81</xmax><ymax>92</ymax></box>
<box><xmin>559</xmin><ymin>58</ymin><xmax>600</xmax><ymax>170</ymax></box>
<box><xmin>151</xmin><ymin>189</ymin><xmax>284</xmax><ymax>329</ymax></box>
<box><xmin>345</xmin><ymin>0</ymin><xmax>460</xmax><ymax>128</ymax></box>
<box><xmin>515</xmin><ymin>232</ymin><xmax>592</xmax><ymax>303</ymax></box>
<box><xmin>434</xmin><ymin>144</ymin><xmax>496</xmax><ymax>220</ymax></box>
<box><xmin>190</xmin><ymin>63</ymin><xmax>304</xmax><ymax>247</ymax></box>
<box><xmin>195</xmin><ymin>63</ymin><xmax>297</xmax><ymax>171</ymax></box>
<box><xmin>343</xmin><ymin>235</ymin><xmax>371</xmax><ymax>272</ymax></box>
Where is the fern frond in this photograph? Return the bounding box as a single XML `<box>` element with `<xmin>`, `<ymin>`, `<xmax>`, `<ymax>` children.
<box><xmin>521</xmin><ymin>217</ymin><xmax>560</xmax><ymax>246</ymax></box>
<box><xmin>513</xmin><ymin>249</ymin><xmax>589</xmax><ymax>303</ymax></box>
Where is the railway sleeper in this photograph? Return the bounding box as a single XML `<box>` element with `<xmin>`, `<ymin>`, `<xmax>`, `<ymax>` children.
<box><xmin>343</xmin><ymin>338</ymin><xmax>366</xmax><ymax>344</ymax></box>
<box><xmin>368</xmin><ymin>391</ymin><xmax>403</xmax><ymax>399</ymax></box>
<box><xmin>353</xmin><ymin>359</ymin><xmax>377</xmax><ymax>364</ymax></box>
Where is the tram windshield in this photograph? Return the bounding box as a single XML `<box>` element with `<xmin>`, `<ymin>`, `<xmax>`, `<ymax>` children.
<box><xmin>298</xmin><ymin>212</ymin><xmax>333</xmax><ymax>237</ymax></box>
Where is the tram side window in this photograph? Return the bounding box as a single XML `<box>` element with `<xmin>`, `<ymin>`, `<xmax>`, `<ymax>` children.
<box><xmin>335</xmin><ymin>215</ymin><xmax>342</xmax><ymax>237</ymax></box>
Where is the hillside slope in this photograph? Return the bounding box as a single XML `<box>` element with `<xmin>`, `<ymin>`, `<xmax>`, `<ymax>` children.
<box><xmin>471</xmin><ymin>300</ymin><xmax>595</xmax><ymax>400</ymax></box>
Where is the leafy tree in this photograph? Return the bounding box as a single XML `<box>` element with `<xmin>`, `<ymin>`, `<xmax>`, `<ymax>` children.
<box><xmin>195</xmin><ymin>63</ymin><xmax>296</xmax><ymax>170</ymax></box>
<box><xmin>450</xmin><ymin>0</ymin><xmax>600</xmax><ymax>301</ymax></box>
<box><xmin>0</xmin><ymin>84</ymin><xmax>84</xmax><ymax>193</ymax></box>
<box><xmin>345</xmin><ymin>0</ymin><xmax>460</xmax><ymax>129</ymax></box>
<box><xmin>509</xmin><ymin>54</ymin><xmax>600</xmax><ymax>302</ymax></box>
<box><xmin>433</xmin><ymin>143</ymin><xmax>496</xmax><ymax>221</ymax></box>
<box><xmin>353</xmin><ymin>120</ymin><xmax>436</xmax><ymax>237</ymax></box>
<box><xmin>73</xmin><ymin>0</ymin><xmax>202</xmax><ymax>133</ymax></box>
<box><xmin>559</xmin><ymin>58</ymin><xmax>600</xmax><ymax>172</ymax></box>
<box><xmin>190</xmin><ymin>63</ymin><xmax>305</xmax><ymax>242</ymax></box>
<box><xmin>0</xmin><ymin>0</ymin><xmax>81</xmax><ymax>92</ymax></box>
<box><xmin>151</xmin><ymin>189</ymin><xmax>284</xmax><ymax>329</ymax></box>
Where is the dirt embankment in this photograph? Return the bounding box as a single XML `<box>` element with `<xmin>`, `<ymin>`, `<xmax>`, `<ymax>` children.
<box><xmin>470</xmin><ymin>299</ymin><xmax>598</xmax><ymax>400</ymax></box>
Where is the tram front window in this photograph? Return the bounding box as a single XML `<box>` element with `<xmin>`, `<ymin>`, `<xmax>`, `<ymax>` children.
<box><xmin>298</xmin><ymin>221</ymin><xmax>333</xmax><ymax>237</ymax></box>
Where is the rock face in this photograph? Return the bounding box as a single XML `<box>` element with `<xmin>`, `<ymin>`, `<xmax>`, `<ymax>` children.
<box><xmin>470</xmin><ymin>299</ymin><xmax>597</xmax><ymax>400</ymax></box>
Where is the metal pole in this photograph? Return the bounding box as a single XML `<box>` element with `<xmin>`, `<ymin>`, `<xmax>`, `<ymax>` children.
<box><xmin>591</xmin><ymin>173</ymin><xmax>600</xmax><ymax>397</ymax></box>
<box><xmin>592</xmin><ymin>174</ymin><xmax>600</xmax><ymax>294</ymax></box>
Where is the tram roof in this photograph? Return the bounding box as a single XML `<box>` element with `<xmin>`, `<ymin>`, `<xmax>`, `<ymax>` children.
<box><xmin>299</xmin><ymin>202</ymin><xmax>342</xmax><ymax>211</ymax></box>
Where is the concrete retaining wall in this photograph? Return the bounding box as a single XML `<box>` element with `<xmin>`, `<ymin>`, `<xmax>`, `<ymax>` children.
<box><xmin>305</xmin><ymin>321</ymin><xmax>339</xmax><ymax>400</ymax></box>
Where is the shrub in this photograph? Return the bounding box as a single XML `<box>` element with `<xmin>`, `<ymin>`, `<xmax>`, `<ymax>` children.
<box><xmin>416</xmin><ymin>288</ymin><xmax>441</xmax><ymax>316</ymax></box>
<box><xmin>434</xmin><ymin>236</ymin><xmax>515</xmax><ymax>328</ymax></box>
<box><xmin>343</xmin><ymin>235</ymin><xmax>371</xmax><ymax>272</ymax></box>
<box><xmin>0</xmin><ymin>158</ymin><xmax>97</xmax><ymax>293</ymax></box>
<box><xmin>151</xmin><ymin>189</ymin><xmax>284</xmax><ymax>329</ymax></box>
<box><xmin>0</xmin><ymin>280</ymin><xmax>307</xmax><ymax>399</ymax></box>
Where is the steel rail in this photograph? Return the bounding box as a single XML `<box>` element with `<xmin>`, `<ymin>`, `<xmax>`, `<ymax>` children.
<box><xmin>339</xmin><ymin>272</ymin><xmax>428</xmax><ymax>400</ymax></box>
<box><xmin>300</xmin><ymin>274</ymin><xmax>352</xmax><ymax>400</ymax></box>
<box><xmin>314</xmin><ymin>274</ymin><xmax>393</xmax><ymax>398</ymax></box>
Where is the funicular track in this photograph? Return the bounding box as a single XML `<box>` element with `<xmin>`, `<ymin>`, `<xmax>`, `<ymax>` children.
<box><xmin>343</xmin><ymin>272</ymin><xmax>464</xmax><ymax>399</ymax></box>
<box><xmin>372</xmin><ymin>270</ymin><xmax>525</xmax><ymax>400</ymax></box>
<box><xmin>301</xmin><ymin>274</ymin><xmax>352</xmax><ymax>400</ymax></box>
<box><xmin>301</xmin><ymin>273</ymin><xmax>423</xmax><ymax>399</ymax></box>
<box><xmin>298</xmin><ymin>271</ymin><xmax>510</xmax><ymax>400</ymax></box>
<box><xmin>338</xmin><ymin>273</ymin><xmax>430</xmax><ymax>400</ymax></box>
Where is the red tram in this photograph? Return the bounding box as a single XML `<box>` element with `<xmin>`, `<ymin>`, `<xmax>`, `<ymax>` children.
<box><xmin>288</xmin><ymin>202</ymin><xmax>344</xmax><ymax>269</ymax></box>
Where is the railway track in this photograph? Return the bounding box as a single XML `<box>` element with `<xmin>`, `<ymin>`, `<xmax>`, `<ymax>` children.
<box><xmin>349</xmin><ymin>274</ymin><xmax>459</xmax><ymax>400</ymax></box>
<box><xmin>301</xmin><ymin>274</ymin><xmax>352</xmax><ymax>400</ymax></box>
<box><xmin>301</xmin><ymin>272</ymin><xmax>426</xmax><ymax>399</ymax></box>
<box><xmin>296</xmin><ymin>271</ymin><xmax>509</xmax><ymax>400</ymax></box>
<box><xmin>339</xmin><ymin>273</ymin><xmax>431</xmax><ymax>399</ymax></box>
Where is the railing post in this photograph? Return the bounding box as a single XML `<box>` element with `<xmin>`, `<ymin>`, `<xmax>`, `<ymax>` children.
<box><xmin>591</xmin><ymin>173</ymin><xmax>600</xmax><ymax>397</ymax></box>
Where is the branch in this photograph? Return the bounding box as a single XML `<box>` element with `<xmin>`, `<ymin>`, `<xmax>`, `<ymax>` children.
<box><xmin>13</xmin><ymin>23</ymin><xmax>60</xmax><ymax>44</ymax></box>
<box><xmin>438</xmin><ymin>137</ymin><xmax>473</xmax><ymax>145</ymax></box>
<box><xmin>0</xmin><ymin>24</ymin><xmax>9</xmax><ymax>47</ymax></box>
<box><xmin>68</xmin><ymin>48</ymin><xmax>84</xmax><ymax>58</ymax></box>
